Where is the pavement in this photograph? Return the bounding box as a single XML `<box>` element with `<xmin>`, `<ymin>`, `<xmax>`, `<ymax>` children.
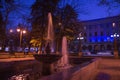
<box><xmin>0</xmin><ymin>53</ymin><xmax>120</xmax><ymax>80</ymax></box>
<box><xmin>92</xmin><ymin>58</ymin><xmax>120</xmax><ymax>80</ymax></box>
<box><xmin>0</xmin><ymin>52</ymin><xmax>34</xmax><ymax>62</ymax></box>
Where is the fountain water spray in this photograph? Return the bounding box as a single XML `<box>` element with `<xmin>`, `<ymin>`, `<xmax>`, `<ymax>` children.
<box><xmin>56</xmin><ymin>36</ymin><xmax>72</xmax><ymax>70</ymax></box>
<box><xmin>46</xmin><ymin>12</ymin><xmax>54</xmax><ymax>53</ymax></box>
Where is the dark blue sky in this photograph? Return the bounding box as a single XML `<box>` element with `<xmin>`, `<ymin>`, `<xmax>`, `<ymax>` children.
<box><xmin>79</xmin><ymin>0</ymin><xmax>120</xmax><ymax>20</ymax></box>
<box><xmin>21</xmin><ymin>0</ymin><xmax>120</xmax><ymax>20</ymax></box>
<box><xmin>9</xmin><ymin>0</ymin><xmax>120</xmax><ymax>28</ymax></box>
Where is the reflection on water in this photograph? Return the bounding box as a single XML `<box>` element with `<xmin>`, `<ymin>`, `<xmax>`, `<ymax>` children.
<box><xmin>8</xmin><ymin>58</ymin><xmax>93</xmax><ymax>80</ymax></box>
<box><xmin>9</xmin><ymin>74</ymin><xmax>29</xmax><ymax>80</ymax></box>
<box><xmin>9</xmin><ymin>72</ymin><xmax>42</xmax><ymax>80</ymax></box>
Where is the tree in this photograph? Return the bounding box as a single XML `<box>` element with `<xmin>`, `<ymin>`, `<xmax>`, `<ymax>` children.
<box><xmin>54</xmin><ymin>4</ymin><xmax>83</xmax><ymax>52</ymax></box>
<box><xmin>0</xmin><ymin>0</ymin><xmax>5</xmax><ymax>49</ymax></box>
<box><xmin>0</xmin><ymin>13</ymin><xmax>4</xmax><ymax>48</ymax></box>
<box><xmin>0</xmin><ymin>0</ymin><xmax>30</xmax><ymax>49</ymax></box>
<box><xmin>30</xmin><ymin>0</ymin><xmax>60</xmax><ymax>49</ymax></box>
<box><xmin>30</xmin><ymin>0</ymin><xmax>83</xmax><ymax>52</ymax></box>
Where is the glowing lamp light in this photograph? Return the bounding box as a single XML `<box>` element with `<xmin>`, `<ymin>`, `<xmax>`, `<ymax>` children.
<box><xmin>0</xmin><ymin>47</ymin><xmax>2</xmax><ymax>50</ymax></box>
<box><xmin>77</xmin><ymin>37</ymin><xmax>79</xmax><ymax>40</ymax></box>
<box><xmin>23</xmin><ymin>30</ymin><xmax>26</xmax><ymax>34</ymax></box>
<box><xmin>114</xmin><ymin>34</ymin><xmax>116</xmax><ymax>37</ymax></box>
<box><xmin>117</xmin><ymin>34</ymin><xmax>119</xmax><ymax>37</ymax></box>
<box><xmin>10</xmin><ymin>29</ymin><xmax>13</xmax><ymax>33</ymax></box>
<box><xmin>17</xmin><ymin>28</ymin><xmax>20</xmax><ymax>32</ymax></box>
<box><xmin>111</xmin><ymin>35</ymin><xmax>113</xmax><ymax>37</ymax></box>
<box><xmin>77</xmin><ymin>37</ymin><xmax>84</xmax><ymax>40</ymax></box>
<box><xmin>80</xmin><ymin>37</ymin><xmax>84</xmax><ymax>40</ymax></box>
<box><xmin>112</xmin><ymin>22</ymin><xmax>115</xmax><ymax>27</ymax></box>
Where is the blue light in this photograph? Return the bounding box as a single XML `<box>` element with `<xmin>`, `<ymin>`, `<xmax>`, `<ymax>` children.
<box><xmin>91</xmin><ymin>37</ymin><xmax>96</xmax><ymax>42</ymax></box>
<box><xmin>104</xmin><ymin>39</ymin><xmax>107</xmax><ymax>42</ymax></box>
<box><xmin>97</xmin><ymin>36</ymin><xmax>101</xmax><ymax>42</ymax></box>
<box><xmin>110</xmin><ymin>38</ymin><xmax>114</xmax><ymax>42</ymax></box>
<box><xmin>92</xmin><ymin>39</ymin><xmax>95</xmax><ymax>42</ymax></box>
<box><xmin>102</xmin><ymin>36</ymin><xmax>107</xmax><ymax>42</ymax></box>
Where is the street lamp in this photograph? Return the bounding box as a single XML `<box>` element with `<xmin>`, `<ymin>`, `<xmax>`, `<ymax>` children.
<box><xmin>112</xmin><ymin>22</ymin><xmax>119</xmax><ymax>58</ymax></box>
<box><xmin>111</xmin><ymin>33</ymin><xmax>119</xmax><ymax>58</ymax></box>
<box><xmin>17</xmin><ymin>28</ymin><xmax>26</xmax><ymax>48</ymax></box>
<box><xmin>77</xmin><ymin>32</ymin><xmax>84</xmax><ymax>57</ymax></box>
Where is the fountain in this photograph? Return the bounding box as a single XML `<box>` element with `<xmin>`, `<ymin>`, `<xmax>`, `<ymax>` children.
<box><xmin>56</xmin><ymin>36</ymin><xmax>72</xmax><ymax>70</ymax></box>
<box><xmin>33</xmin><ymin>12</ymin><xmax>62</xmax><ymax>75</ymax></box>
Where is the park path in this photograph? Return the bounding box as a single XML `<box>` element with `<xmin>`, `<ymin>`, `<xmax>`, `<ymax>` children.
<box><xmin>0</xmin><ymin>57</ymin><xmax>34</xmax><ymax>62</ymax></box>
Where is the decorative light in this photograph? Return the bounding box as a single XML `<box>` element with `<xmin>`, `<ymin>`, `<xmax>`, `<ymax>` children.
<box><xmin>80</xmin><ymin>37</ymin><xmax>84</xmax><ymax>40</ymax></box>
<box><xmin>22</xmin><ymin>30</ymin><xmax>26</xmax><ymax>34</ymax></box>
<box><xmin>10</xmin><ymin>29</ymin><xmax>13</xmax><ymax>33</ymax></box>
<box><xmin>112</xmin><ymin>22</ymin><xmax>115</xmax><ymax>27</ymax></box>
<box><xmin>114</xmin><ymin>34</ymin><xmax>116</xmax><ymax>37</ymax></box>
<box><xmin>111</xmin><ymin>35</ymin><xmax>113</xmax><ymax>37</ymax></box>
<box><xmin>77</xmin><ymin>37</ymin><xmax>80</xmax><ymax>40</ymax></box>
<box><xmin>117</xmin><ymin>34</ymin><xmax>119</xmax><ymax>37</ymax></box>
<box><xmin>17</xmin><ymin>28</ymin><xmax>20</xmax><ymax>32</ymax></box>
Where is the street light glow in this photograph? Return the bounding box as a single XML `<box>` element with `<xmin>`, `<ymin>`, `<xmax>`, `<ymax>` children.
<box><xmin>10</xmin><ymin>29</ymin><xmax>13</xmax><ymax>33</ymax></box>
<box><xmin>23</xmin><ymin>30</ymin><xmax>26</xmax><ymax>34</ymax></box>
<box><xmin>112</xmin><ymin>22</ymin><xmax>115</xmax><ymax>27</ymax></box>
<box><xmin>17</xmin><ymin>28</ymin><xmax>20</xmax><ymax>32</ymax></box>
<box><xmin>117</xmin><ymin>34</ymin><xmax>119</xmax><ymax>37</ymax></box>
<box><xmin>111</xmin><ymin>33</ymin><xmax>119</xmax><ymax>38</ymax></box>
<box><xmin>111</xmin><ymin>35</ymin><xmax>113</xmax><ymax>37</ymax></box>
<box><xmin>114</xmin><ymin>34</ymin><xmax>116</xmax><ymax>37</ymax></box>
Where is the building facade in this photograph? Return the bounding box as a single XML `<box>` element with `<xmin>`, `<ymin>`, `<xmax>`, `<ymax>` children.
<box><xmin>80</xmin><ymin>15</ymin><xmax>120</xmax><ymax>53</ymax></box>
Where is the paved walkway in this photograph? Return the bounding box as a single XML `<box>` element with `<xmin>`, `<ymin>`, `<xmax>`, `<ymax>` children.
<box><xmin>0</xmin><ymin>57</ymin><xmax>34</xmax><ymax>62</ymax></box>
<box><xmin>94</xmin><ymin>59</ymin><xmax>120</xmax><ymax>80</ymax></box>
<box><xmin>0</xmin><ymin>52</ymin><xmax>34</xmax><ymax>62</ymax></box>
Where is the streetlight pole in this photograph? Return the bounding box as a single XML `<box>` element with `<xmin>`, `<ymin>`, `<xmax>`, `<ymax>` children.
<box><xmin>19</xmin><ymin>31</ymin><xmax>22</xmax><ymax>47</ymax></box>
<box><xmin>17</xmin><ymin>28</ymin><xmax>26</xmax><ymax>48</ymax></box>
<box><xmin>112</xmin><ymin>22</ymin><xmax>119</xmax><ymax>58</ymax></box>
<box><xmin>111</xmin><ymin>33</ymin><xmax>119</xmax><ymax>58</ymax></box>
<box><xmin>77</xmin><ymin>32</ymin><xmax>84</xmax><ymax>57</ymax></box>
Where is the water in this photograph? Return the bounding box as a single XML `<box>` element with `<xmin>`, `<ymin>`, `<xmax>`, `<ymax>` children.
<box><xmin>56</xmin><ymin>36</ymin><xmax>72</xmax><ymax>70</ymax></box>
<box><xmin>61</xmin><ymin>36</ymin><xmax>69</xmax><ymax>66</ymax></box>
<box><xmin>9</xmin><ymin>13</ymin><xmax>71</xmax><ymax>80</ymax></box>
<box><xmin>46</xmin><ymin>12</ymin><xmax>54</xmax><ymax>53</ymax></box>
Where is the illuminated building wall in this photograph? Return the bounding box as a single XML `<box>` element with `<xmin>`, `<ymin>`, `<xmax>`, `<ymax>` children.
<box><xmin>81</xmin><ymin>15</ymin><xmax>120</xmax><ymax>52</ymax></box>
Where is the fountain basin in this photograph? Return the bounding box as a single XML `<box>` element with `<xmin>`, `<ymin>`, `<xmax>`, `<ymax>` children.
<box><xmin>33</xmin><ymin>54</ymin><xmax>62</xmax><ymax>75</ymax></box>
<box><xmin>33</xmin><ymin>54</ymin><xmax>62</xmax><ymax>64</ymax></box>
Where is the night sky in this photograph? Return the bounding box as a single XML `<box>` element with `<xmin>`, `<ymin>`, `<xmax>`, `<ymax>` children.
<box><xmin>8</xmin><ymin>0</ymin><xmax>120</xmax><ymax>28</ymax></box>
<box><xmin>79</xmin><ymin>0</ymin><xmax>120</xmax><ymax>20</ymax></box>
<box><xmin>22</xmin><ymin>0</ymin><xmax>120</xmax><ymax>20</ymax></box>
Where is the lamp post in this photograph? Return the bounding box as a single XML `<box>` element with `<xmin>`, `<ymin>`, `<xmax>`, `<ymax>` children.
<box><xmin>9</xmin><ymin>29</ymin><xmax>15</xmax><ymax>54</ymax></box>
<box><xmin>17</xmin><ymin>28</ymin><xmax>26</xmax><ymax>48</ymax></box>
<box><xmin>111</xmin><ymin>33</ymin><xmax>119</xmax><ymax>58</ymax></box>
<box><xmin>77</xmin><ymin>32</ymin><xmax>84</xmax><ymax>57</ymax></box>
<box><xmin>112</xmin><ymin>22</ymin><xmax>119</xmax><ymax>58</ymax></box>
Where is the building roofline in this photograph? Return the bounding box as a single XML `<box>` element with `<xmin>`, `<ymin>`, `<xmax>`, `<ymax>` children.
<box><xmin>81</xmin><ymin>15</ymin><xmax>120</xmax><ymax>23</ymax></box>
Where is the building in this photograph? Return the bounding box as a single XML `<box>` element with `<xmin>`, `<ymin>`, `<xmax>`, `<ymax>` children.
<box><xmin>80</xmin><ymin>15</ymin><xmax>120</xmax><ymax>53</ymax></box>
